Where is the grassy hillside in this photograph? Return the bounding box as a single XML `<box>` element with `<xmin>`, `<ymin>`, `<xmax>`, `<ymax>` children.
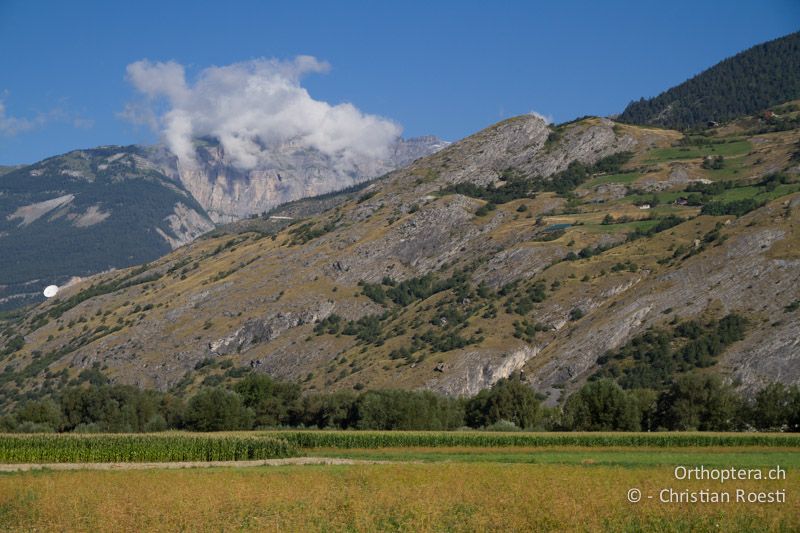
<box><xmin>0</xmin><ymin>108</ymin><xmax>798</xmax><ymax>414</ymax></box>
<box><xmin>619</xmin><ymin>32</ymin><xmax>800</xmax><ymax>130</ymax></box>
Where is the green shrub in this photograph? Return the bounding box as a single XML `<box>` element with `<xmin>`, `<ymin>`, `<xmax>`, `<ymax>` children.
<box><xmin>183</xmin><ymin>388</ymin><xmax>253</xmax><ymax>431</ymax></box>
<box><xmin>466</xmin><ymin>377</ymin><xmax>542</xmax><ymax>429</ymax></box>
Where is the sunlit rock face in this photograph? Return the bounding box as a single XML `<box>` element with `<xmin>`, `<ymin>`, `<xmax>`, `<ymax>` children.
<box><xmin>174</xmin><ymin>136</ymin><xmax>449</xmax><ymax>223</ymax></box>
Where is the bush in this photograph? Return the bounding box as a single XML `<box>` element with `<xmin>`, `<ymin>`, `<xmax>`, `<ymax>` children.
<box><xmin>569</xmin><ymin>308</ymin><xmax>584</xmax><ymax>321</ymax></box>
<box><xmin>655</xmin><ymin>373</ymin><xmax>741</xmax><ymax>431</ymax></box>
<box><xmin>475</xmin><ymin>202</ymin><xmax>496</xmax><ymax>217</ymax></box>
<box><xmin>16</xmin><ymin>399</ymin><xmax>62</xmax><ymax>431</ymax></box>
<box><xmin>60</xmin><ymin>385</ymin><xmax>170</xmax><ymax>433</ymax></box>
<box><xmin>234</xmin><ymin>374</ymin><xmax>301</xmax><ymax>427</ymax></box>
<box><xmin>183</xmin><ymin>388</ymin><xmax>253</xmax><ymax>431</ymax></box>
<box><xmin>466</xmin><ymin>377</ymin><xmax>542</xmax><ymax>429</ymax></box>
<box><xmin>701</xmin><ymin>198</ymin><xmax>763</xmax><ymax>217</ymax></box>
<box><xmin>701</xmin><ymin>155</ymin><xmax>725</xmax><ymax>170</ymax></box>
<box><xmin>300</xmin><ymin>390</ymin><xmax>358</xmax><ymax>429</ymax></box>
<box><xmin>562</xmin><ymin>380</ymin><xmax>641</xmax><ymax>431</ymax></box>
<box><xmin>749</xmin><ymin>383</ymin><xmax>800</xmax><ymax>431</ymax></box>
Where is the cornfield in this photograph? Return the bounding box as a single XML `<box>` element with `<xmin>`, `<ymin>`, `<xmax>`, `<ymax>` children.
<box><xmin>0</xmin><ymin>434</ymin><xmax>297</xmax><ymax>463</ymax></box>
<box><xmin>270</xmin><ymin>430</ymin><xmax>800</xmax><ymax>449</ymax></box>
<box><xmin>2</xmin><ymin>431</ymin><xmax>797</xmax><ymax>464</ymax></box>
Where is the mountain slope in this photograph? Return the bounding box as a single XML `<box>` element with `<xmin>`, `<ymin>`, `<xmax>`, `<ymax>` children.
<box><xmin>619</xmin><ymin>32</ymin><xmax>800</xmax><ymax>129</ymax></box>
<box><xmin>2</xmin><ymin>109</ymin><xmax>797</xmax><ymax>409</ymax></box>
<box><xmin>0</xmin><ymin>146</ymin><xmax>214</xmax><ymax>310</ymax></box>
<box><xmin>0</xmin><ymin>136</ymin><xmax>446</xmax><ymax>310</ymax></box>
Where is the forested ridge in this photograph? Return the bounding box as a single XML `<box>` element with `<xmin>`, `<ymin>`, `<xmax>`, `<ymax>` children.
<box><xmin>619</xmin><ymin>32</ymin><xmax>800</xmax><ymax>130</ymax></box>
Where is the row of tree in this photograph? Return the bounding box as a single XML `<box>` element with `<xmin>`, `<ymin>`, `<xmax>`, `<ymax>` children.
<box><xmin>2</xmin><ymin>373</ymin><xmax>798</xmax><ymax>433</ymax></box>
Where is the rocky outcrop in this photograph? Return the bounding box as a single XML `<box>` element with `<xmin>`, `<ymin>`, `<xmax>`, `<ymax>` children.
<box><xmin>7</xmin><ymin>194</ymin><xmax>75</xmax><ymax>226</ymax></box>
<box><xmin>423</xmin><ymin>115</ymin><xmax>637</xmax><ymax>188</ymax></box>
<box><xmin>208</xmin><ymin>301</ymin><xmax>335</xmax><ymax>356</ymax></box>
<box><xmin>331</xmin><ymin>195</ymin><xmax>486</xmax><ymax>283</ymax></box>
<box><xmin>638</xmin><ymin>163</ymin><xmax>711</xmax><ymax>192</ymax></box>
<box><xmin>156</xmin><ymin>202</ymin><xmax>215</xmax><ymax>249</ymax></box>
<box><xmin>71</xmin><ymin>205</ymin><xmax>111</xmax><ymax>228</ymax></box>
<box><xmin>473</xmin><ymin>243</ymin><xmax>568</xmax><ymax>288</ymax></box>
<box><xmin>430</xmin><ymin>345</ymin><xmax>540</xmax><ymax>396</ymax></box>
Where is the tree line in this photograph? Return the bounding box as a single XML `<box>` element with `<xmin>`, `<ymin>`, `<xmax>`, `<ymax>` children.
<box><xmin>2</xmin><ymin>372</ymin><xmax>798</xmax><ymax>434</ymax></box>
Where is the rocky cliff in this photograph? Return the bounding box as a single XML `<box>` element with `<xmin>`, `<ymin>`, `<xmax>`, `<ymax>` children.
<box><xmin>174</xmin><ymin>136</ymin><xmax>449</xmax><ymax>223</ymax></box>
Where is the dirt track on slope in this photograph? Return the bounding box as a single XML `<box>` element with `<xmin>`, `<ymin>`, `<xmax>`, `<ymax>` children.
<box><xmin>0</xmin><ymin>457</ymin><xmax>396</xmax><ymax>472</ymax></box>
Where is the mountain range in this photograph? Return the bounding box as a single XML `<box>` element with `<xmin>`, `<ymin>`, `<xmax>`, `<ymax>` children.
<box><xmin>0</xmin><ymin>136</ymin><xmax>447</xmax><ymax>309</ymax></box>
<box><xmin>1</xmin><ymin>34</ymin><xmax>799</xmax><ymax>412</ymax></box>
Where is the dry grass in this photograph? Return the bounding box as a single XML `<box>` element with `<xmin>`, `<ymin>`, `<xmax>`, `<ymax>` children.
<box><xmin>0</xmin><ymin>461</ymin><xmax>795</xmax><ymax>531</ymax></box>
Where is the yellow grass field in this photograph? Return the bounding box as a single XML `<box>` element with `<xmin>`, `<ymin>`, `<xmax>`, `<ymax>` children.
<box><xmin>0</xmin><ymin>449</ymin><xmax>796</xmax><ymax>532</ymax></box>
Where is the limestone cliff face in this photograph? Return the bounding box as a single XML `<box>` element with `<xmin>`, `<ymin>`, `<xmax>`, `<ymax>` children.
<box><xmin>155</xmin><ymin>202</ymin><xmax>216</xmax><ymax>250</ymax></box>
<box><xmin>428</xmin><ymin>345</ymin><xmax>541</xmax><ymax>397</ymax></box>
<box><xmin>173</xmin><ymin>136</ymin><xmax>449</xmax><ymax>223</ymax></box>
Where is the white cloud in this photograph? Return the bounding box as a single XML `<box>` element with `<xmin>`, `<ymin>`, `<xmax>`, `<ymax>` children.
<box><xmin>0</xmin><ymin>99</ymin><xmax>45</xmax><ymax>136</ymax></box>
<box><xmin>72</xmin><ymin>117</ymin><xmax>95</xmax><ymax>130</ymax></box>
<box><xmin>0</xmin><ymin>94</ymin><xmax>94</xmax><ymax>137</ymax></box>
<box><xmin>528</xmin><ymin>110</ymin><xmax>553</xmax><ymax>125</ymax></box>
<box><xmin>123</xmin><ymin>56</ymin><xmax>402</xmax><ymax>170</ymax></box>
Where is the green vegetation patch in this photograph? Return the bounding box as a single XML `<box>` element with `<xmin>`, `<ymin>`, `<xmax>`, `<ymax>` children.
<box><xmin>593</xmin><ymin>314</ymin><xmax>747</xmax><ymax>389</ymax></box>
<box><xmin>359</xmin><ymin>271</ymin><xmax>470</xmax><ymax>307</ymax></box>
<box><xmin>701</xmin><ymin>198</ymin><xmax>765</xmax><ymax>217</ymax></box>
<box><xmin>271</xmin><ymin>430</ymin><xmax>800</xmax><ymax>449</ymax></box>
<box><xmin>644</xmin><ymin>140</ymin><xmax>751</xmax><ymax>162</ymax></box>
<box><xmin>304</xmin><ymin>447</ymin><xmax>800</xmax><ymax>468</ymax></box>
<box><xmin>441</xmin><ymin>152</ymin><xmax>634</xmax><ymax>202</ymax></box>
<box><xmin>0</xmin><ymin>434</ymin><xmax>297</xmax><ymax>463</ymax></box>
<box><xmin>287</xmin><ymin>215</ymin><xmax>342</xmax><ymax>245</ymax></box>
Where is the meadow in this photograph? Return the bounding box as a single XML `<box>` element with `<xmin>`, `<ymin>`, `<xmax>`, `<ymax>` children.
<box><xmin>643</xmin><ymin>140</ymin><xmax>752</xmax><ymax>162</ymax></box>
<box><xmin>0</xmin><ymin>431</ymin><xmax>797</xmax><ymax>531</ymax></box>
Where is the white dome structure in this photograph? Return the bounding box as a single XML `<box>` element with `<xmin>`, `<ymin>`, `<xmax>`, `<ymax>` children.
<box><xmin>43</xmin><ymin>285</ymin><xmax>59</xmax><ymax>298</ymax></box>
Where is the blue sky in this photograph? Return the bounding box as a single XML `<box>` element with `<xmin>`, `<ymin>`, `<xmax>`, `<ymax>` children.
<box><xmin>0</xmin><ymin>0</ymin><xmax>798</xmax><ymax>165</ymax></box>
